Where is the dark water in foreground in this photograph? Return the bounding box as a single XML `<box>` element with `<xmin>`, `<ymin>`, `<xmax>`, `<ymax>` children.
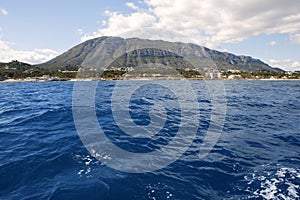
<box><xmin>0</xmin><ymin>81</ymin><xmax>299</xmax><ymax>200</ymax></box>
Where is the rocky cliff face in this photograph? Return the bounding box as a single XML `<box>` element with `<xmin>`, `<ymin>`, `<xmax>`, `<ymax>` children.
<box><xmin>38</xmin><ymin>36</ymin><xmax>282</xmax><ymax>72</ymax></box>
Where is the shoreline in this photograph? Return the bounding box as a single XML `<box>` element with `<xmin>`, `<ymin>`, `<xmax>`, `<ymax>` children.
<box><xmin>1</xmin><ymin>78</ymin><xmax>299</xmax><ymax>83</ymax></box>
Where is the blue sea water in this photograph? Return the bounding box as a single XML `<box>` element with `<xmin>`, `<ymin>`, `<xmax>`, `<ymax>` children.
<box><xmin>0</xmin><ymin>80</ymin><xmax>299</xmax><ymax>200</ymax></box>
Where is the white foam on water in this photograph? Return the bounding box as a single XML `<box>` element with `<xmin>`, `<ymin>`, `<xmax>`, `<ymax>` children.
<box><xmin>73</xmin><ymin>153</ymin><xmax>100</xmax><ymax>177</ymax></box>
<box><xmin>244</xmin><ymin>165</ymin><xmax>300</xmax><ymax>199</ymax></box>
<box><xmin>84</xmin><ymin>156</ymin><xmax>93</xmax><ymax>165</ymax></box>
<box><xmin>287</xmin><ymin>182</ymin><xmax>299</xmax><ymax>199</ymax></box>
<box><xmin>254</xmin><ymin>179</ymin><xmax>279</xmax><ymax>199</ymax></box>
<box><xmin>77</xmin><ymin>169</ymin><xmax>85</xmax><ymax>175</ymax></box>
<box><xmin>146</xmin><ymin>183</ymin><xmax>174</xmax><ymax>200</ymax></box>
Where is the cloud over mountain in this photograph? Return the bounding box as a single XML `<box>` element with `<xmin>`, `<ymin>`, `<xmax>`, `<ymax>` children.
<box><xmin>82</xmin><ymin>0</ymin><xmax>300</xmax><ymax>48</ymax></box>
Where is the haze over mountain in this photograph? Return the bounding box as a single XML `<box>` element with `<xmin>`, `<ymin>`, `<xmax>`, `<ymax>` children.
<box><xmin>37</xmin><ymin>37</ymin><xmax>282</xmax><ymax>72</ymax></box>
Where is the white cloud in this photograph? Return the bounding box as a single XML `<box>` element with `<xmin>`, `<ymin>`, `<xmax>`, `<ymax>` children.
<box><xmin>267</xmin><ymin>41</ymin><xmax>277</xmax><ymax>46</ymax></box>
<box><xmin>292</xmin><ymin>61</ymin><xmax>300</xmax><ymax>68</ymax></box>
<box><xmin>0</xmin><ymin>26</ymin><xmax>3</xmax><ymax>39</ymax></box>
<box><xmin>77</xmin><ymin>29</ymin><xmax>84</xmax><ymax>35</ymax></box>
<box><xmin>81</xmin><ymin>0</ymin><xmax>300</xmax><ymax>48</ymax></box>
<box><xmin>101</xmin><ymin>20</ymin><xmax>107</xmax><ymax>26</ymax></box>
<box><xmin>290</xmin><ymin>33</ymin><xmax>300</xmax><ymax>44</ymax></box>
<box><xmin>81</xmin><ymin>10</ymin><xmax>157</xmax><ymax>42</ymax></box>
<box><xmin>0</xmin><ymin>40</ymin><xmax>59</xmax><ymax>64</ymax></box>
<box><xmin>126</xmin><ymin>2</ymin><xmax>139</xmax><ymax>10</ymax></box>
<box><xmin>34</xmin><ymin>48</ymin><xmax>58</xmax><ymax>55</ymax></box>
<box><xmin>0</xmin><ymin>8</ymin><xmax>8</xmax><ymax>16</ymax></box>
<box><xmin>269</xmin><ymin>59</ymin><xmax>300</xmax><ymax>71</ymax></box>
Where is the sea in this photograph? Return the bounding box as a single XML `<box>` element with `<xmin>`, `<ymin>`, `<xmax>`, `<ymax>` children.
<box><xmin>0</xmin><ymin>80</ymin><xmax>299</xmax><ymax>200</ymax></box>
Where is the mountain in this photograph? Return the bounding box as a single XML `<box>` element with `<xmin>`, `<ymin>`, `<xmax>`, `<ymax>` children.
<box><xmin>37</xmin><ymin>36</ymin><xmax>282</xmax><ymax>72</ymax></box>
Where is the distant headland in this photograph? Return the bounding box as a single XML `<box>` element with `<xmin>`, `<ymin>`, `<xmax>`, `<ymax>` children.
<box><xmin>1</xmin><ymin>37</ymin><xmax>299</xmax><ymax>82</ymax></box>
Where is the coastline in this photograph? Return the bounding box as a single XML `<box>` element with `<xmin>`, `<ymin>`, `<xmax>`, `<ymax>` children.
<box><xmin>1</xmin><ymin>78</ymin><xmax>299</xmax><ymax>83</ymax></box>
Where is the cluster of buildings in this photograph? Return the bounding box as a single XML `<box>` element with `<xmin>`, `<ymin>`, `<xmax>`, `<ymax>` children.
<box><xmin>24</xmin><ymin>75</ymin><xmax>65</xmax><ymax>82</ymax></box>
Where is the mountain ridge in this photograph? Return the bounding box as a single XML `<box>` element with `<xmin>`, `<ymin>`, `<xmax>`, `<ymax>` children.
<box><xmin>36</xmin><ymin>36</ymin><xmax>283</xmax><ymax>72</ymax></box>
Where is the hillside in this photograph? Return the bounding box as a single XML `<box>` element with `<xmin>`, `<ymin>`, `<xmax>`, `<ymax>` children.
<box><xmin>0</xmin><ymin>60</ymin><xmax>78</xmax><ymax>80</ymax></box>
<box><xmin>37</xmin><ymin>37</ymin><xmax>282</xmax><ymax>72</ymax></box>
<box><xmin>0</xmin><ymin>60</ymin><xmax>41</xmax><ymax>80</ymax></box>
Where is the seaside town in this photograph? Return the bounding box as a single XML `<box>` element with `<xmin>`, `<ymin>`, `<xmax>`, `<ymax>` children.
<box><xmin>1</xmin><ymin>61</ymin><xmax>299</xmax><ymax>82</ymax></box>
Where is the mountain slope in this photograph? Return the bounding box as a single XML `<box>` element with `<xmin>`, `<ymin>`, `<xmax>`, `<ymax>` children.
<box><xmin>37</xmin><ymin>36</ymin><xmax>282</xmax><ymax>72</ymax></box>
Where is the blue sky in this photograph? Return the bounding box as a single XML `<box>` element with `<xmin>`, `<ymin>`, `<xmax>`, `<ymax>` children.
<box><xmin>0</xmin><ymin>0</ymin><xmax>299</xmax><ymax>71</ymax></box>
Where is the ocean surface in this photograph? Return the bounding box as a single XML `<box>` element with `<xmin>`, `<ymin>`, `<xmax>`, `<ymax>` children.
<box><xmin>0</xmin><ymin>80</ymin><xmax>299</xmax><ymax>200</ymax></box>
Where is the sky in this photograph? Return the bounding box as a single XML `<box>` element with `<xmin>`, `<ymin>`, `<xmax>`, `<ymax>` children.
<box><xmin>0</xmin><ymin>0</ymin><xmax>299</xmax><ymax>71</ymax></box>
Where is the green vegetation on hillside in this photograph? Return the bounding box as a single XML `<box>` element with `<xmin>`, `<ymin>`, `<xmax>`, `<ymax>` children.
<box><xmin>1</xmin><ymin>60</ymin><xmax>299</xmax><ymax>81</ymax></box>
<box><xmin>0</xmin><ymin>61</ymin><xmax>79</xmax><ymax>80</ymax></box>
<box><xmin>175</xmin><ymin>68</ymin><xmax>203</xmax><ymax>78</ymax></box>
<box><xmin>102</xmin><ymin>70</ymin><xmax>126</xmax><ymax>79</ymax></box>
<box><xmin>0</xmin><ymin>60</ymin><xmax>43</xmax><ymax>79</ymax></box>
